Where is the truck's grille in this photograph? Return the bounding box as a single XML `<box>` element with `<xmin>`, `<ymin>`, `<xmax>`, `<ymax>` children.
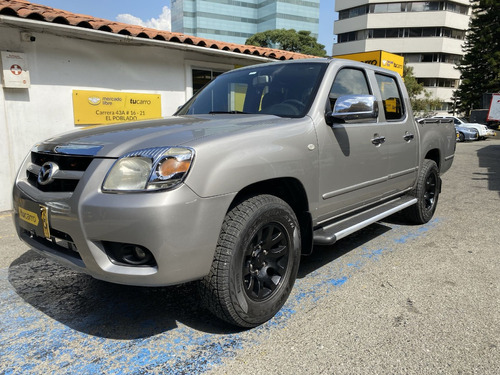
<box><xmin>26</xmin><ymin>152</ymin><xmax>93</xmax><ymax>193</ymax></box>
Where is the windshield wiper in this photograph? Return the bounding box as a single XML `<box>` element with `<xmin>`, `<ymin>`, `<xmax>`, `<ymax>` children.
<box><xmin>208</xmin><ymin>111</ymin><xmax>249</xmax><ymax>114</ymax></box>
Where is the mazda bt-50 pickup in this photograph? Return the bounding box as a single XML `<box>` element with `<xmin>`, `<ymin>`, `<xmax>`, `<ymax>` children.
<box><xmin>13</xmin><ymin>59</ymin><xmax>456</xmax><ymax>327</ymax></box>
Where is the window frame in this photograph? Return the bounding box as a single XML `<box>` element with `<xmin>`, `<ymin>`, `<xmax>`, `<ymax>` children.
<box><xmin>327</xmin><ymin>67</ymin><xmax>373</xmax><ymax>114</ymax></box>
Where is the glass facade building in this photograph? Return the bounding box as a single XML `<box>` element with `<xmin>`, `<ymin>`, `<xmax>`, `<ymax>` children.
<box><xmin>171</xmin><ymin>0</ymin><xmax>320</xmax><ymax>45</ymax></box>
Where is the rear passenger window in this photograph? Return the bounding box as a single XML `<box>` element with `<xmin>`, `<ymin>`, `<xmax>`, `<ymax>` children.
<box><xmin>375</xmin><ymin>74</ymin><xmax>405</xmax><ymax>120</ymax></box>
<box><xmin>328</xmin><ymin>68</ymin><xmax>371</xmax><ymax>111</ymax></box>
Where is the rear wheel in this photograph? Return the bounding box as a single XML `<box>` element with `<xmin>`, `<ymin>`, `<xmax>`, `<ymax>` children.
<box><xmin>402</xmin><ymin>159</ymin><xmax>440</xmax><ymax>224</ymax></box>
<box><xmin>199</xmin><ymin>195</ymin><xmax>301</xmax><ymax>327</ymax></box>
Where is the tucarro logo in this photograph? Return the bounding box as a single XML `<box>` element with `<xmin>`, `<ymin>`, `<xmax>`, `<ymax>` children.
<box><xmin>130</xmin><ymin>99</ymin><xmax>152</xmax><ymax>105</ymax></box>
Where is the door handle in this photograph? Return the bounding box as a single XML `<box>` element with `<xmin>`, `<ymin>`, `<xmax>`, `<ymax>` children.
<box><xmin>371</xmin><ymin>134</ymin><xmax>386</xmax><ymax>145</ymax></box>
<box><xmin>404</xmin><ymin>132</ymin><xmax>415</xmax><ymax>142</ymax></box>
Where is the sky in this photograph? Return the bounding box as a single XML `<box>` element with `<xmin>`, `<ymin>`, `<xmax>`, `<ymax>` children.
<box><xmin>29</xmin><ymin>0</ymin><xmax>337</xmax><ymax>53</ymax></box>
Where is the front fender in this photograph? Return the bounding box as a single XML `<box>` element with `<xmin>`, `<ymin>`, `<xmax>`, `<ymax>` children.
<box><xmin>184</xmin><ymin>118</ymin><xmax>319</xmax><ymax>201</ymax></box>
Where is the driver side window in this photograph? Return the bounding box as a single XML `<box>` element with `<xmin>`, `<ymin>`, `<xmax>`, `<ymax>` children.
<box><xmin>328</xmin><ymin>68</ymin><xmax>371</xmax><ymax>111</ymax></box>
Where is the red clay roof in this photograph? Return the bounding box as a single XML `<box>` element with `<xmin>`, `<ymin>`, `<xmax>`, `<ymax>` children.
<box><xmin>0</xmin><ymin>0</ymin><xmax>315</xmax><ymax>60</ymax></box>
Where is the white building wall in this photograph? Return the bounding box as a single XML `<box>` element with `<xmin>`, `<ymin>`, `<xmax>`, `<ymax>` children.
<box><xmin>335</xmin><ymin>10</ymin><xmax>470</xmax><ymax>33</ymax></box>
<box><xmin>411</xmin><ymin>62</ymin><xmax>458</xmax><ymax>78</ymax></box>
<box><xmin>363</xmin><ymin>37</ymin><xmax>464</xmax><ymax>56</ymax></box>
<box><xmin>0</xmin><ymin>21</ymin><xmax>265</xmax><ymax>212</ymax></box>
<box><xmin>0</xmin><ymin>80</ymin><xmax>13</xmax><ymax>211</ymax></box>
<box><xmin>426</xmin><ymin>87</ymin><xmax>455</xmax><ymax>100</ymax></box>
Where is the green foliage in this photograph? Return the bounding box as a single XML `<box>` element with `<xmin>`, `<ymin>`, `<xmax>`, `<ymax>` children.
<box><xmin>245</xmin><ymin>29</ymin><xmax>327</xmax><ymax>57</ymax></box>
<box><xmin>403</xmin><ymin>64</ymin><xmax>441</xmax><ymax>117</ymax></box>
<box><xmin>455</xmin><ymin>0</ymin><xmax>500</xmax><ymax>114</ymax></box>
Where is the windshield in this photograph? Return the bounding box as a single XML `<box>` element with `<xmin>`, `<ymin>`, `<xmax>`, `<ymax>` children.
<box><xmin>176</xmin><ymin>62</ymin><xmax>328</xmax><ymax>118</ymax></box>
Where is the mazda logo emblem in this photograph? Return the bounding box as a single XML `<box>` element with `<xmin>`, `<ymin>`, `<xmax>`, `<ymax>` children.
<box><xmin>38</xmin><ymin>162</ymin><xmax>59</xmax><ymax>185</ymax></box>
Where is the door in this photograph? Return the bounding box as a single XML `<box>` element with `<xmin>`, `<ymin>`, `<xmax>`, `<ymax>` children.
<box><xmin>316</xmin><ymin>67</ymin><xmax>391</xmax><ymax>223</ymax></box>
<box><xmin>373</xmin><ymin>73</ymin><xmax>418</xmax><ymax>194</ymax></box>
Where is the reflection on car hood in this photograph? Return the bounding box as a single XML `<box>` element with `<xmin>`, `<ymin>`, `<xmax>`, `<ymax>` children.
<box><xmin>38</xmin><ymin>114</ymin><xmax>285</xmax><ymax>158</ymax></box>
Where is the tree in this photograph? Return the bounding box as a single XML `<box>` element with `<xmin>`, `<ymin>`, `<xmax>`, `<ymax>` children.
<box><xmin>246</xmin><ymin>29</ymin><xmax>327</xmax><ymax>57</ymax></box>
<box><xmin>403</xmin><ymin>64</ymin><xmax>441</xmax><ymax>117</ymax></box>
<box><xmin>454</xmin><ymin>0</ymin><xmax>500</xmax><ymax>114</ymax></box>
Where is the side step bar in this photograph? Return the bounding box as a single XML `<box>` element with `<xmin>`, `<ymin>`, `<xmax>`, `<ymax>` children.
<box><xmin>313</xmin><ymin>196</ymin><xmax>417</xmax><ymax>246</ymax></box>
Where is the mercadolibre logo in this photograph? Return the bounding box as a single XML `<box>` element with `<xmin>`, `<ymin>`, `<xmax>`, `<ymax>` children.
<box><xmin>88</xmin><ymin>96</ymin><xmax>101</xmax><ymax>105</ymax></box>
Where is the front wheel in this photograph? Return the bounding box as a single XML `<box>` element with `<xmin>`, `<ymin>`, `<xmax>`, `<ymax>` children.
<box><xmin>199</xmin><ymin>195</ymin><xmax>301</xmax><ymax>327</ymax></box>
<box><xmin>402</xmin><ymin>159</ymin><xmax>440</xmax><ymax>224</ymax></box>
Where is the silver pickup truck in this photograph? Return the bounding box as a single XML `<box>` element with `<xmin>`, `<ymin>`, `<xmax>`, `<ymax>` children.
<box><xmin>12</xmin><ymin>59</ymin><xmax>455</xmax><ymax>327</ymax></box>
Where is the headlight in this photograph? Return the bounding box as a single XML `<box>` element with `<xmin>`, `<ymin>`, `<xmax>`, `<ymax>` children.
<box><xmin>102</xmin><ymin>147</ymin><xmax>194</xmax><ymax>192</ymax></box>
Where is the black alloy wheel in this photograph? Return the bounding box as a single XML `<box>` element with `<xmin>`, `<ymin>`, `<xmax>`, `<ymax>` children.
<box><xmin>243</xmin><ymin>222</ymin><xmax>290</xmax><ymax>301</ymax></box>
<box><xmin>423</xmin><ymin>170</ymin><xmax>438</xmax><ymax>211</ymax></box>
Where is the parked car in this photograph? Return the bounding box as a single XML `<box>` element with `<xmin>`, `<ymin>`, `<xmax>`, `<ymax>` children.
<box><xmin>455</xmin><ymin>125</ymin><xmax>479</xmax><ymax>142</ymax></box>
<box><xmin>433</xmin><ymin>116</ymin><xmax>494</xmax><ymax>139</ymax></box>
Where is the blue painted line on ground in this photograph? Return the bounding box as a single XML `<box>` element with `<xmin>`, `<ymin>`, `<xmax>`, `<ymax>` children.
<box><xmin>0</xmin><ymin>218</ymin><xmax>440</xmax><ymax>374</ymax></box>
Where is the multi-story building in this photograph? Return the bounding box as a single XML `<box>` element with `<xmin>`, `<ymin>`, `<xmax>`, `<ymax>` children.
<box><xmin>332</xmin><ymin>1</ymin><xmax>472</xmax><ymax>113</ymax></box>
<box><xmin>171</xmin><ymin>0</ymin><xmax>320</xmax><ymax>45</ymax></box>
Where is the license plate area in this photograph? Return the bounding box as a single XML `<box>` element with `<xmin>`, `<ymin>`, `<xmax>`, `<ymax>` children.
<box><xmin>18</xmin><ymin>199</ymin><xmax>51</xmax><ymax>239</ymax></box>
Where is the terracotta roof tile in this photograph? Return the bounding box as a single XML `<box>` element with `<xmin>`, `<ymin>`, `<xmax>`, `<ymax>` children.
<box><xmin>0</xmin><ymin>0</ymin><xmax>316</xmax><ymax>60</ymax></box>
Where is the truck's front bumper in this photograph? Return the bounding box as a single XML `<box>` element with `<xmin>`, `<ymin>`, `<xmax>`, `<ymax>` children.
<box><xmin>13</xmin><ymin>157</ymin><xmax>235</xmax><ymax>286</ymax></box>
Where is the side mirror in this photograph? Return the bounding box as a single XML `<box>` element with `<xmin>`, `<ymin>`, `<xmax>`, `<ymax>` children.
<box><xmin>326</xmin><ymin>95</ymin><xmax>378</xmax><ymax>125</ymax></box>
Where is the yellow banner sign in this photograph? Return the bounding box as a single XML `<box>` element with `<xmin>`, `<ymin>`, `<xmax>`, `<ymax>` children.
<box><xmin>334</xmin><ymin>50</ymin><xmax>404</xmax><ymax>77</ymax></box>
<box><xmin>73</xmin><ymin>90</ymin><xmax>162</xmax><ymax>125</ymax></box>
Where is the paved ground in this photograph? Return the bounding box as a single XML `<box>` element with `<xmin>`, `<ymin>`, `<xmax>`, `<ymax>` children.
<box><xmin>1</xmin><ymin>136</ymin><xmax>499</xmax><ymax>374</ymax></box>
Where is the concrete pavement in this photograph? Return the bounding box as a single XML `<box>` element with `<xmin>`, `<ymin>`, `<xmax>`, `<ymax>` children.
<box><xmin>1</xmin><ymin>136</ymin><xmax>499</xmax><ymax>374</ymax></box>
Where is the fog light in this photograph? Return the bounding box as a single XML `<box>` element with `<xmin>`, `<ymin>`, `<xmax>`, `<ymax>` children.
<box><xmin>122</xmin><ymin>245</ymin><xmax>152</xmax><ymax>265</ymax></box>
<box><xmin>103</xmin><ymin>241</ymin><xmax>156</xmax><ymax>267</ymax></box>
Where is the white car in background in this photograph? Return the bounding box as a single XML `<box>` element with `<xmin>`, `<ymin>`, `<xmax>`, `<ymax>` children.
<box><xmin>432</xmin><ymin>116</ymin><xmax>495</xmax><ymax>139</ymax></box>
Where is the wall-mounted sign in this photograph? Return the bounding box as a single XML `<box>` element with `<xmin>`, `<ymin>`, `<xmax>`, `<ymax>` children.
<box><xmin>72</xmin><ymin>90</ymin><xmax>162</xmax><ymax>125</ymax></box>
<box><xmin>1</xmin><ymin>51</ymin><xmax>31</xmax><ymax>88</ymax></box>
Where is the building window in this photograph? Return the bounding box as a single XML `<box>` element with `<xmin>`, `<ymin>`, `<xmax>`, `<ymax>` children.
<box><xmin>338</xmin><ymin>27</ymin><xmax>466</xmax><ymax>43</ymax></box>
<box><xmin>417</xmin><ymin>78</ymin><xmax>458</xmax><ymax>88</ymax></box>
<box><xmin>387</xmin><ymin>3</ymin><xmax>403</xmax><ymax>13</ymax></box>
<box><xmin>435</xmin><ymin>102</ymin><xmax>453</xmax><ymax>111</ymax></box>
<box><xmin>372</xmin><ymin>4</ymin><xmax>388</xmax><ymax>13</ymax></box>
<box><xmin>339</xmin><ymin>1</ymin><xmax>468</xmax><ymax>20</ymax></box>
<box><xmin>401</xmin><ymin>53</ymin><xmax>463</xmax><ymax>64</ymax></box>
<box><xmin>192</xmin><ymin>69</ymin><xmax>224</xmax><ymax>95</ymax></box>
<box><xmin>409</xmin><ymin>28</ymin><xmax>423</xmax><ymax>38</ymax></box>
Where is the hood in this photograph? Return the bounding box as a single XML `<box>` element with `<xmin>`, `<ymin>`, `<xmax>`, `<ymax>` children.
<box><xmin>37</xmin><ymin>114</ymin><xmax>283</xmax><ymax>157</ymax></box>
<box><xmin>455</xmin><ymin>125</ymin><xmax>477</xmax><ymax>133</ymax></box>
<box><xmin>462</xmin><ymin>122</ymin><xmax>487</xmax><ymax>129</ymax></box>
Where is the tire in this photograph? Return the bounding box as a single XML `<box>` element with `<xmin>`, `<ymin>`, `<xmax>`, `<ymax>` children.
<box><xmin>199</xmin><ymin>194</ymin><xmax>301</xmax><ymax>327</ymax></box>
<box><xmin>458</xmin><ymin>132</ymin><xmax>465</xmax><ymax>142</ymax></box>
<box><xmin>402</xmin><ymin>159</ymin><xmax>440</xmax><ymax>224</ymax></box>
